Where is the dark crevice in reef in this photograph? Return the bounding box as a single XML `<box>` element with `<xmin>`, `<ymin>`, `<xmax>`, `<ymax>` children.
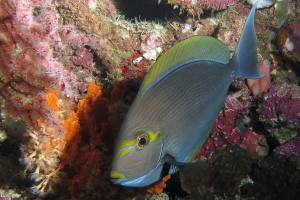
<box><xmin>114</xmin><ymin>0</ymin><xmax>178</xmax><ymax>21</ymax></box>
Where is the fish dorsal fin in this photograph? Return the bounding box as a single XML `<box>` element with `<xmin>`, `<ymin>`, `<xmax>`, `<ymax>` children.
<box><xmin>140</xmin><ymin>36</ymin><xmax>230</xmax><ymax>93</ymax></box>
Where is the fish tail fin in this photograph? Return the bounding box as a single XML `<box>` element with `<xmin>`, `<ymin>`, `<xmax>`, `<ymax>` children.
<box><xmin>229</xmin><ymin>0</ymin><xmax>263</xmax><ymax>79</ymax></box>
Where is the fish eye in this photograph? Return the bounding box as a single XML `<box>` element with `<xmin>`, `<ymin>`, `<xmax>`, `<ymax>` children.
<box><xmin>137</xmin><ymin>133</ymin><xmax>149</xmax><ymax>148</ymax></box>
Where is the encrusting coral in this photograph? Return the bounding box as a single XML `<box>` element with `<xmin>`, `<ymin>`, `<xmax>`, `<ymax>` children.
<box><xmin>257</xmin><ymin>82</ymin><xmax>300</xmax><ymax>144</ymax></box>
<box><xmin>194</xmin><ymin>91</ymin><xmax>268</xmax><ymax>160</ymax></box>
<box><xmin>59</xmin><ymin>82</ymin><xmax>115</xmax><ymax>199</ymax></box>
<box><xmin>167</xmin><ymin>0</ymin><xmax>239</xmax><ymax>16</ymax></box>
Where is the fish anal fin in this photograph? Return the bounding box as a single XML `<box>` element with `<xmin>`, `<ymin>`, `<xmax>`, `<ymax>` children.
<box><xmin>178</xmin><ymin>160</ymin><xmax>208</xmax><ymax>194</ymax></box>
<box><xmin>163</xmin><ymin>154</ymin><xmax>209</xmax><ymax>194</ymax></box>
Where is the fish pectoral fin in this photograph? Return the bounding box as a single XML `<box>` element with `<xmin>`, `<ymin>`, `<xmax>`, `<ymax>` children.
<box><xmin>162</xmin><ymin>154</ymin><xmax>189</xmax><ymax>174</ymax></box>
<box><xmin>162</xmin><ymin>154</ymin><xmax>189</xmax><ymax>166</ymax></box>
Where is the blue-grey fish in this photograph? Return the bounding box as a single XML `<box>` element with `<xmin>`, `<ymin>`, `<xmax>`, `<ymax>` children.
<box><xmin>110</xmin><ymin>1</ymin><xmax>262</xmax><ymax>187</ymax></box>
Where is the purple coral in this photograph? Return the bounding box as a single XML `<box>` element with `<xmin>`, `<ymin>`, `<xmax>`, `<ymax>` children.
<box><xmin>275</xmin><ymin>137</ymin><xmax>300</xmax><ymax>159</ymax></box>
<box><xmin>194</xmin><ymin>92</ymin><xmax>265</xmax><ymax>160</ymax></box>
<box><xmin>258</xmin><ymin>82</ymin><xmax>300</xmax><ymax>122</ymax></box>
<box><xmin>257</xmin><ymin>82</ymin><xmax>300</xmax><ymax>144</ymax></box>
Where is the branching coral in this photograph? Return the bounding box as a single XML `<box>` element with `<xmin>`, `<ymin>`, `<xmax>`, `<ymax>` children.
<box><xmin>19</xmin><ymin>90</ymin><xmax>71</xmax><ymax>196</ymax></box>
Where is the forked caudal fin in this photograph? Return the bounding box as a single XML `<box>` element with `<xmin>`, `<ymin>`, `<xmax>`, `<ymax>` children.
<box><xmin>229</xmin><ymin>0</ymin><xmax>263</xmax><ymax>79</ymax></box>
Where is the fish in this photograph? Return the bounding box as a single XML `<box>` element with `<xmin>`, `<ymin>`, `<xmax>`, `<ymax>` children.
<box><xmin>110</xmin><ymin>1</ymin><xmax>262</xmax><ymax>187</ymax></box>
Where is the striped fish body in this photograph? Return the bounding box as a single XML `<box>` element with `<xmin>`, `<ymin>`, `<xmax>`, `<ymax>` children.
<box><xmin>131</xmin><ymin>61</ymin><xmax>233</xmax><ymax>164</ymax></box>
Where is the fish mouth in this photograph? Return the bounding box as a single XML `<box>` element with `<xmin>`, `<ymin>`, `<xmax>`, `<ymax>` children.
<box><xmin>110</xmin><ymin>176</ymin><xmax>149</xmax><ymax>187</ymax></box>
<box><xmin>110</xmin><ymin>177</ymin><xmax>128</xmax><ymax>185</ymax></box>
<box><xmin>110</xmin><ymin>170</ymin><xmax>152</xmax><ymax>187</ymax></box>
<box><xmin>110</xmin><ymin>170</ymin><xmax>131</xmax><ymax>185</ymax></box>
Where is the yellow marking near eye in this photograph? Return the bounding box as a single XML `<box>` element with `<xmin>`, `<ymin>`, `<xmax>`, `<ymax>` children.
<box><xmin>117</xmin><ymin>139</ymin><xmax>135</xmax><ymax>159</ymax></box>
<box><xmin>110</xmin><ymin>170</ymin><xmax>126</xmax><ymax>179</ymax></box>
<box><xmin>117</xmin><ymin>139</ymin><xmax>135</xmax><ymax>152</ymax></box>
<box><xmin>148</xmin><ymin>131</ymin><xmax>161</xmax><ymax>143</ymax></box>
<box><xmin>116</xmin><ymin>130</ymin><xmax>161</xmax><ymax>159</ymax></box>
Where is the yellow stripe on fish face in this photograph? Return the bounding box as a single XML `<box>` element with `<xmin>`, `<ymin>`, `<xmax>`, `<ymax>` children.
<box><xmin>116</xmin><ymin>129</ymin><xmax>161</xmax><ymax>160</ymax></box>
<box><xmin>117</xmin><ymin>139</ymin><xmax>135</xmax><ymax>160</ymax></box>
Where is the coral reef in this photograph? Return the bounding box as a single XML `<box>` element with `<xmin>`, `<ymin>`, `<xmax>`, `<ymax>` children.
<box><xmin>119</xmin><ymin>52</ymin><xmax>150</xmax><ymax>83</ymax></box>
<box><xmin>180</xmin><ymin>145</ymin><xmax>300</xmax><ymax>199</ymax></box>
<box><xmin>180</xmin><ymin>145</ymin><xmax>261</xmax><ymax>197</ymax></box>
<box><xmin>277</xmin><ymin>20</ymin><xmax>300</xmax><ymax>64</ymax></box>
<box><xmin>0</xmin><ymin>0</ymin><xmax>299</xmax><ymax>199</ymax></box>
<box><xmin>168</xmin><ymin>0</ymin><xmax>239</xmax><ymax>16</ymax></box>
<box><xmin>249</xmin><ymin>152</ymin><xmax>300</xmax><ymax>199</ymax></box>
<box><xmin>275</xmin><ymin>137</ymin><xmax>300</xmax><ymax>158</ymax></box>
<box><xmin>0</xmin><ymin>117</ymin><xmax>33</xmax><ymax>198</ymax></box>
<box><xmin>247</xmin><ymin>0</ymin><xmax>274</xmax><ymax>8</ymax></box>
<box><xmin>0</xmin><ymin>0</ymin><xmax>156</xmax><ymax>197</ymax></box>
<box><xmin>194</xmin><ymin>91</ymin><xmax>268</xmax><ymax>160</ymax></box>
<box><xmin>61</xmin><ymin>82</ymin><xmax>168</xmax><ymax>199</ymax></box>
<box><xmin>57</xmin><ymin>82</ymin><xmax>138</xmax><ymax>199</ymax></box>
<box><xmin>146</xmin><ymin>175</ymin><xmax>171</xmax><ymax>195</ymax></box>
<box><xmin>257</xmin><ymin>82</ymin><xmax>300</xmax><ymax>144</ymax></box>
<box><xmin>0</xmin><ymin>0</ymin><xmax>109</xmax><ymax>195</ymax></box>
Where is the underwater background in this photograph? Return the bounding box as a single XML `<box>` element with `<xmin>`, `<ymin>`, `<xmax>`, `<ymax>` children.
<box><xmin>0</xmin><ymin>0</ymin><xmax>299</xmax><ymax>199</ymax></box>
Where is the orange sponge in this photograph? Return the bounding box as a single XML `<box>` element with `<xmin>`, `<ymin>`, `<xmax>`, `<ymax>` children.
<box><xmin>146</xmin><ymin>174</ymin><xmax>171</xmax><ymax>195</ymax></box>
<box><xmin>46</xmin><ymin>91</ymin><xmax>59</xmax><ymax>111</ymax></box>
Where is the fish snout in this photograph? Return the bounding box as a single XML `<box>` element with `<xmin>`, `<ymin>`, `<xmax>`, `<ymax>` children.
<box><xmin>110</xmin><ymin>170</ymin><xmax>127</xmax><ymax>185</ymax></box>
<box><xmin>110</xmin><ymin>170</ymin><xmax>125</xmax><ymax>179</ymax></box>
<box><xmin>110</xmin><ymin>170</ymin><xmax>141</xmax><ymax>186</ymax></box>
